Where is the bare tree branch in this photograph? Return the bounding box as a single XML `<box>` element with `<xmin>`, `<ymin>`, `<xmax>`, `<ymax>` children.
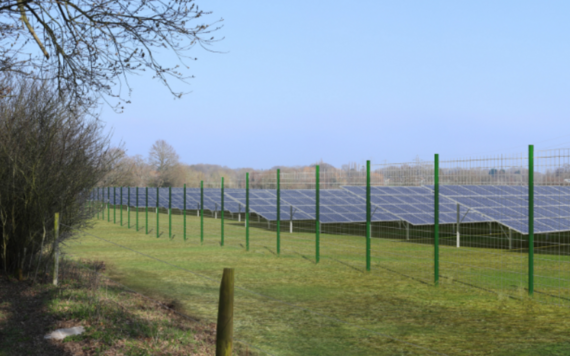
<box><xmin>0</xmin><ymin>0</ymin><xmax>223</xmax><ymax>110</ymax></box>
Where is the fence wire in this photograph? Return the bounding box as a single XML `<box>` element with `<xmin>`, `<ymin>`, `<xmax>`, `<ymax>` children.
<box><xmin>88</xmin><ymin>150</ymin><xmax>570</xmax><ymax>307</ymax></box>
<box><xmin>85</xmin><ymin>147</ymin><xmax>570</xmax><ymax>352</ymax></box>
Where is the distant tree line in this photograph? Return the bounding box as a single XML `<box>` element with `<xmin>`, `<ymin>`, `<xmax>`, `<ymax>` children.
<box><xmin>105</xmin><ymin>149</ymin><xmax>570</xmax><ymax>191</ymax></box>
<box><xmin>100</xmin><ymin>149</ymin><xmax>386</xmax><ymax>189</ymax></box>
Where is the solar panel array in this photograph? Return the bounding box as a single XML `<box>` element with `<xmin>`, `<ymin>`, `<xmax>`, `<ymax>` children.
<box><xmin>171</xmin><ymin>188</ymin><xmax>242</xmax><ymax>212</ymax></box>
<box><xmin>114</xmin><ymin>188</ymin><xmax>243</xmax><ymax>213</ymax></box>
<box><xmin>343</xmin><ymin>186</ymin><xmax>490</xmax><ymax>225</ymax></box>
<box><xmin>92</xmin><ymin>185</ymin><xmax>570</xmax><ymax>233</ymax></box>
<box><xmin>224</xmin><ymin>189</ymin><xmax>400</xmax><ymax>223</ymax></box>
<box><xmin>437</xmin><ymin>185</ymin><xmax>570</xmax><ymax>234</ymax></box>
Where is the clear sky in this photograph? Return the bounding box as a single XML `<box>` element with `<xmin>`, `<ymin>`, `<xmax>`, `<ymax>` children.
<box><xmin>101</xmin><ymin>0</ymin><xmax>570</xmax><ymax>169</ymax></box>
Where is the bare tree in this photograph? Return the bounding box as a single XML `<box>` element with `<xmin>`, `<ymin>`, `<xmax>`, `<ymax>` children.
<box><xmin>0</xmin><ymin>0</ymin><xmax>223</xmax><ymax>108</ymax></box>
<box><xmin>149</xmin><ymin>139</ymin><xmax>180</xmax><ymax>187</ymax></box>
<box><xmin>99</xmin><ymin>151</ymin><xmax>153</xmax><ymax>187</ymax></box>
<box><xmin>99</xmin><ymin>148</ymin><xmax>134</xmax><ymax>187</ymax></box>
<box><xmin>130</xmin><ymin>155</ymin><xmax>153</xmax><ymax>186</ymax></box>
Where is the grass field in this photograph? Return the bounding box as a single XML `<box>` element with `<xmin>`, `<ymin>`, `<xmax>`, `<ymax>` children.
<box><xmin>66</xmin><ymin>208</ymin><xmax>570</xmax><ymax>355</ymax></box>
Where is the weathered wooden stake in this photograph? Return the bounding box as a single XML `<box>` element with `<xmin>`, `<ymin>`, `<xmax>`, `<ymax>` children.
<box><xmin>216</xmin><ymin>268</ymin><xmax>235</xmax><ymax>356</ymax></box>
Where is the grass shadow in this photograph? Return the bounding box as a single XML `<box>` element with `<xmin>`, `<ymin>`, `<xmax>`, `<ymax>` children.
<box><xmin>263</xmin><ymin>246</ymin><xmax>277</xmax><ymax>256</ymax></box>
<box><xmin>293</xmin><ymin>250</ymin><xmax>316</xmax><ymax>264</ymax></box>
<box><xmin>327</xmin><ymin>257</ymin><xmax>364</xmax><ymax>273</ymax></box>
<box><xmin>0</xmin><ymin>275</ymin><xmax>74</xmax><ymax>356</ymax></box>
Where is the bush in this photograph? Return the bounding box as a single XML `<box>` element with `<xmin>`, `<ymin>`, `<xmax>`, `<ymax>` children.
<box><xmin>0</xmin><ymin>76</ymin><xmax>111</xmax><ymax>277</ymax></box>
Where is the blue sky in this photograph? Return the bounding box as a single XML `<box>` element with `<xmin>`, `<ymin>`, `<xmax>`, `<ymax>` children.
<box><xmin>102</xmin><ymin>0</ymin><xmax>570</xmax><ymax>169</ymax></box>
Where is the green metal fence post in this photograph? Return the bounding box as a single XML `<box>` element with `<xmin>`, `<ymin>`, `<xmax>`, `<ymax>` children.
<box><xmin>529</xmin><ymin>144</ymin><xmax>534</xmax><ymax>296</ymax></box>
<box><xmin>366</xmin><ymin>160</ymin><xmax>371</xmax><ymax>271</ymax></box>
<box><xmin>156</xmin><ymin>187</ymin><xmax>159</xmax><ymax>238</ymax></box>
<box><xmin>169</xmin><ymin>186</ymin><xmax>172</xmax><ymax>239</ymax></box>
<box><xmin>113</xmin><ymin>187</ymin><xmax>116</xmax><ymax>224</ymax></box>
<box><xmin>107</xmin><ymin>187</ymin><xmax>110</xmax><ymax>222</ymax></box>
<box><xmin>145</xmin><ymin>187</ymin><xmax>148</xmax><ymax>234</ymax></box>
<box><xmin>97</xmin><ymin>188</ymin><xmax>100</xmax><ymax>219</ymax></box>
<box><xmin>183</xmin><ymin>184</ymin><xmax>187</xmax><ymax>241</ymax></box>
<box><xmin>102</xmin><ymin>188</ymin><xmax>104</xmax><ymax>220</ymax></box>
<box><xmin>434</xmin><ymin>154</ymin><xmax>440</xmax><ymax>286</ymax></box>
<box><xmin>246</xmin><ymin>172</ymin><xmax>250</xmax><ymax>251</ymax></box>
<box><xmin>316</xmin><ymin>165</ymin><xmax>320</xmax><ymax>264</ymax></box>
<box><xmin>277</xmin><ymin>169</ymin><xmax>281</xmax><ymax>255</ymax></box>
<box><xmin>201</xmin><ymin>181</ymin><xmax>204</xmax><ymax>244</ymax></box>
<box><xmin>136</xmin><ymin>187</ymin><xmax>139</xmax><ymax>231</ymax></box>
<box><xmin>221</xmin><ymin>177</ymin><xmax>225</xmax><ymax>246</ymax></box>
<box><xmin>127</xmin><ymin>187</ymin><xmax>130</xmax><ymax>228</ymax></box>
<box><xmin>120</xmin><ymin>187</ymin><xmax>123</xmax><ymax>226</ymax></box>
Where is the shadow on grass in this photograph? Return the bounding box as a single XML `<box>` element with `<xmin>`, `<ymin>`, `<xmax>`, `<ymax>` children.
<box><xmin>0</xmin><ymin>274</ymin><xmax>74</xmax><ymax>356</ymax></box>
<box><xmin>327</xmin><ymin>257</ymin><xmax>365</xmax><ymax>273</ymax></box>
<box><xmin>263</xmin><ymin>246</ymin><xmax>277</xmax><ymax>256</ymax></box>
<box><xmin>293</xmin><ymin>250</ymin><xmax>316</xmax><ymax>264</ymax></box>
<box><xmin>374</xmin><ymin>263</ymin><xmax>431</xmax><ymax>286</ymax></box>
<box><xmin>0</xmin><ymin>259</ymin><xmax>224</xmax><ymax>356</ymax></box>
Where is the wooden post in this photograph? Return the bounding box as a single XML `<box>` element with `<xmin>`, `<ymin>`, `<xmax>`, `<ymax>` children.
<box><xmin>216</xmin><ymin>268</ymin><xmax>234</xmax><ymax>356</ymax></box>
<box><xmin>52</xmin><ymin>212</ymin><xmax>60</xmax><ymax>286</ymax></box>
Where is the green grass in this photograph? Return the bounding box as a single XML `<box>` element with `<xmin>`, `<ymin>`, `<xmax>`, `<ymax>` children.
<box><xmin>0</xmin><ymin>260</ymin><xmax>225</xmax><ymax>356</ymax></box>
<box><xmin>66</xmin><ymin>210</ymin><xmax>570</xmax><ymax>355</ymax></box>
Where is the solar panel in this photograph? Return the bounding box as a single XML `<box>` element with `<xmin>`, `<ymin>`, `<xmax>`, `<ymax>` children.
<box><xmin>343</xmin><ymin>185</ymin><xmax>491</xmax><ymax>226</ymax></box>
<box><xmin>223</xmin><ymin>188</ymin><xmax>400</xmax><ymax>223</ymax></box>
<box><xmin>433</xmin><ymin>185</ymin><xmax>570</xmax><ymax>234</ymax></box>
<box><xmin>224</xmin><ymin>189</ymin><xmax>311</xmax><ymax>221</ymax></box>
<box><xmin>95</xmin><ymin>184</ymin><xmax>570</xmax><ymax>234</ymax></box>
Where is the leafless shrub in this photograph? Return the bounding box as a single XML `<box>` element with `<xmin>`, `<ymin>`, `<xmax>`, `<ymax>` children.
<box><xmin>0</xmin><ymin>74</ymin><xmax>112</xmax><ymax>276</ymax></box>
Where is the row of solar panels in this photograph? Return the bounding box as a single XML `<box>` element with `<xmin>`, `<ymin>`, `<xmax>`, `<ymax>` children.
<box><xmin>91</xmin><ymin>185</ymin><xmax>570</xmax><ymax>234</ymax></box>
<box><xmin>92</xmin><ymin>187</ymin><xmax>394</xmax><ymax>224</ymax></box>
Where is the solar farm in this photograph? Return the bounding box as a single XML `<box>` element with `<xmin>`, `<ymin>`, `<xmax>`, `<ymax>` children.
<box><xmin>88</xmin><ymin>148</ymin><xmax>570</xmax><ymax>309</ymax></box>
<box><xmin>75</xmin><ymin>148</ymin><xmax>570</xmax><ymax>354</ymax></box>
<box><xmin>98</xmin><ymin>184</ymin><xmax>570</xmax><ymax>234</ymax></box>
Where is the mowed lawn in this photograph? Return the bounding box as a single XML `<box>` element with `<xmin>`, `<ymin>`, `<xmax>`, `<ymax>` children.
<box><xmin>65</xmin><ymin>210</ymin><xmax>570</xmax><ymax>355</ymax></box>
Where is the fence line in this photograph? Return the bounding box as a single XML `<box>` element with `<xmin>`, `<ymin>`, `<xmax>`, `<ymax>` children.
<box><xmin>87</xmin><ymin>146</ymin><xmax>570</xmax><ymax>309</ymax></box>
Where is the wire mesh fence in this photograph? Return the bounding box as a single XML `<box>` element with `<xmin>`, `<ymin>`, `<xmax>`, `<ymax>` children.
<box><xmin>84</xmin><ymin>145</ymin><xmax>570</xmax><ymax>352</ymax></box>
<box><xmin>533</xmin><ymin>148</ymin><xmax>570</xmax><ymax>305</ymax></box>
<box><xmin>89</xmin><ymin>146</ymin><xmax>570</xmax><ymax>308</ymax></box>
<box><xmin>437</xmin><ymin>153</ymin><xmax>530</xmax><ymax>299</ymax></box>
